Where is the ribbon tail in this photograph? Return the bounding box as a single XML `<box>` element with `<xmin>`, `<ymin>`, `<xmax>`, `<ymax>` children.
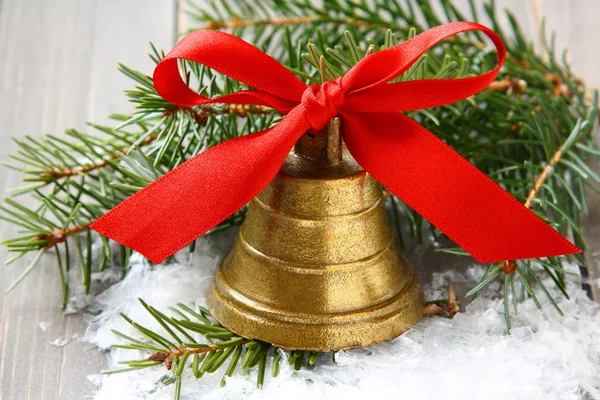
<box><xmin>92</xmin><ymin>108</ymin><xmax>309</xmax><ymax>263</ymax></box>
<box><xmin>341</xmin><ymin>112</ymin><xmax>580</xmax><ymax>263</ymax></box>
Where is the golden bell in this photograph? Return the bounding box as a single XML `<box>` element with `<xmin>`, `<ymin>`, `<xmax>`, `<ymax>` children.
<box><xmin>207</xmin><ymin>118</ymin><xmax>424</xmax><ymax>351</ymax></box>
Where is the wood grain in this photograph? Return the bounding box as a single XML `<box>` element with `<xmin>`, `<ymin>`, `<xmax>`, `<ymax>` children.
<box><xmin>0</xmin><ymin>1</ymin><xmax>598</xmax><ymax>399</ymax></box>
<box><xmin>0</xmin><ymin>1</ymin><xmax>177</xmax><ymax>399</ymax></box>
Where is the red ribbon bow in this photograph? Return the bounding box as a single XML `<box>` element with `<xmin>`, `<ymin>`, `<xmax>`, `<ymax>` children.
<box><xmin>92</xmin><ymin>22</ymin><xmax>579</xmax><ymax>264</ymax></box>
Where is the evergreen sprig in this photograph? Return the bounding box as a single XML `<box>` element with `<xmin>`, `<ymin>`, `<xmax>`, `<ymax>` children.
<box><xmin>1</xmin><ymin>0</ymin><xmax>599</xmax><ymax>334</ymax></box>
<box><xmin>105</xmin><ymin>300</ymin><xmax>321</xmax><ymax>397</ymax></box>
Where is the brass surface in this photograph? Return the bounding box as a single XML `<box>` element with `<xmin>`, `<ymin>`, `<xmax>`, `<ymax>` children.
<box><xmin>207</xmin><ymin>118</ymin><xmax>424</xmax><ymax>351</ymax></box>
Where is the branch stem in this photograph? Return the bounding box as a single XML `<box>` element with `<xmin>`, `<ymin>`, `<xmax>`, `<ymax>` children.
<box><xmin>204</xmin><ymin>15</ymin><xmax>323</xmax><ymax>29</ymax></box>
<box><xmin>39</xmin><ymin>105</ymin><xmax>271</xmax><ymax>182</ymax></box>
<box><xmin>502</xmin><ymin>147</ymin><xmax>564</xmax><ymax>274</ymax></box>
<box><xmin>41</xmin><ymin>222</ymin><xmax>93</xmax><ymax>248</ymax></box>
<box><xmin>524</xmin><ymin>149</ymin><xmax>563</xmax><ymax>209</ymax></box>
<box><xmin>40</xmin><ymin>134</ymin><xmax>157</xmax><ymax>180</ymax></box>
<box><xmin>149</xmin><ymin>340</ymin><xmax>250</xmax><ymax>369</ymax></box>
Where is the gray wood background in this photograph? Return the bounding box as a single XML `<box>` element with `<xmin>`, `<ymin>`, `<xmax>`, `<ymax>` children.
<box><xmin>0</xmin><ymin>1</ymin><xmax>598</xmax><ymax>399</ymax></box>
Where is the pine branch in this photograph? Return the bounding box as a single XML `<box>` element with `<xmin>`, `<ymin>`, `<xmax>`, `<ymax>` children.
<box><xmin>0</xmin><ymin>47</ymin><xmax>273</xmax><ymax>300</ymax></box>
<box><xmin>440</xmin><ymin>100</ymin><xmax>596</xmax><ymax>329</ymax></box>
<box><xmin>108</xmin><ymin>292</ymin><xmax>460</xmax><ymax>397</ymax></box>
<box><xmin>33</xmin><ymin>105</ymin><xmax>269</xmax><ymax>184</ymax></box>
<box><xmin>104</xmin><ymin>300</ymin><xmax>291</xmax><ymax>395</ymax></box>
<box><xmin>38</xmin><ymin>133</ymin><xmax>158</xmax><ymax>182</ymax></box>
<box><xmin>148</xmin><ymin>340</ymin><xmax>250</xmax><ymax>367</ymax></box>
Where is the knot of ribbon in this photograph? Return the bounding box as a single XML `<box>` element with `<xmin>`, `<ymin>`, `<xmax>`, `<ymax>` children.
<box><xmin>301</xmin><ymin>77</ymin><xmax>345</xmax><ymax>133</ymax></box>
<box><xmin>91</xmin><ymin>21</ymin><xmax>579</xmax><ymax>264</ymax></box>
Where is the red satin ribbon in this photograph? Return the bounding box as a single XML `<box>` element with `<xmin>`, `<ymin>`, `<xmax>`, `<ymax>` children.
<box><xmin>91</xmin><ymin>22</ymin><xmax>580</xmax><ymax>264</ymax></box>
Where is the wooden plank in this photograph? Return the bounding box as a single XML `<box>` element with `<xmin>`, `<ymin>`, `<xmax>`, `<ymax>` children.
<box><xmin>0</xmin><ymin>1</ymin><xmax>177</xmax><ymax>399</ymax></box>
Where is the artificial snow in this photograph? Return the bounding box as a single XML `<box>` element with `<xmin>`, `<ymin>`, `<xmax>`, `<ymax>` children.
<box><xmin>79</xmin><ymin>233</ymin><xmax>600</xmax><ymax>400</ymax></box>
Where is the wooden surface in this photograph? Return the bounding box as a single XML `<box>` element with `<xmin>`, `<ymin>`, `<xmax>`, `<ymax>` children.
<box><xmin>0</xmin><ymin>2</ymin><xmax>178</xmax><ymax>399</ymax></box>
<box><xmin>0</xmin><ymin>1</ymin><xmax>598</xmax><ymax>399</ymax></box>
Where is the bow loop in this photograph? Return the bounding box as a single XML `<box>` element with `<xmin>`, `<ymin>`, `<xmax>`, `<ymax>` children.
<box><xmin>152</xmin><ymin>30</ymin><xmax>307</xmax><ymax>108</ymax></box>
<box><xmin>300</xmin><ymin>77</ymin><xmax>345</xmax><ymax>134</ymax></box>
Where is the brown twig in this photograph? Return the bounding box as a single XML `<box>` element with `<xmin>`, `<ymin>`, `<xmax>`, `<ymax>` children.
<box><xmin>423</xmin><ymin>283</ymin><xmax>459</xmax><ymax>317</ymax></box>
<box><xmin>203</xmin><ymin>15</ymin><xmax>491</xmax><ymax>49</ymax></box>
<box><xmin>40</xmin><ymin>134</ymin><xmax>158</xmax><ymax>181</ymax></box>
<box><xmin>200</xmin><ymin>15</ymin><xmax>486</xmax><ymax>52</ymax></box>
<box><xmin>40</xmin><ymin>222</ymin><xmax>93</xmax><ymax>248</ymax></box>
<box><xmin>544</xmin><ymin>72</ymin><xmax>583</xmax><ymax>98</ymax></box>
<box><xmin>197</xmin><ymin>104</ymin><xmax>272</xmax><ymax>119</ymax></box>
<box><xmin>204</xmin><ymin>15</ymin><xmax>323</xmax><ymax>29</ymax></box>
<box><xmin>502</xmin><ymin>146</ymin><xmax>564</xmax><ymax>273</ymax></box>
<box><xmin>149</xmin><ymin>341</ymin><xmax>249</xmax><ymax>370</ymax></box>
<box><xmin>487</xmin><ymin>76</ymin><xmax>527</xmax><ymax>95</ymax></box>
<box><xmin>523</xmin><ymin>148</ymin><xmax>563</xmax><ymax>209</ymax></box>
<box><xmin>502</xmin><ymin>260</ymin><xmax>517</xmax><ymax>274</ymax></box>
<box><xmin>39</xmin><ymin>104</ymin><xmax>271</xmax><ymax>182</ymax></box>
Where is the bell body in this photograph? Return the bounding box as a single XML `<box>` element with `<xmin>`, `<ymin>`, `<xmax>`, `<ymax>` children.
<box><xmin>207</xmin><ymin>119</ymin><xmax>424</xmax><ymax>351</ymax></box>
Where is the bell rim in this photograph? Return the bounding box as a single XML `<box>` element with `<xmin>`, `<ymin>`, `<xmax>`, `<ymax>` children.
<box><xmin>206</xmin><ymin>262</ymin><xmax>425</xmax><ymax>352</ymax></box>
